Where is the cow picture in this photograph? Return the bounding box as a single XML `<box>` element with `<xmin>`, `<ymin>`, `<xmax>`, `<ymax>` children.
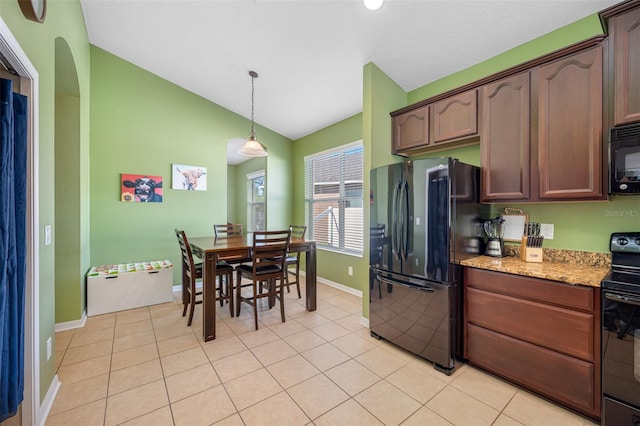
<box><xmin>121</xmin><ymin>174</ymin><xmax>163</xmax><ymax>202</ymax></box>
<box><xmin>171</xmin><ymin>164</ymin><xmax>207</xmax><ymax>191</ymax></box>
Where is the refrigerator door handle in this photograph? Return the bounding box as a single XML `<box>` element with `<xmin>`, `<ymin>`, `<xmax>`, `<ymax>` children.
<box><xmin>377</xmin><ymin>275</ymin><xmax>435</xmax><ymax>292</ymax></box>
<box><xmin>391</xmin><ymin>180</ymin><xmax>402</xmax><ymax>260</ymax></box>
<box><xmin>401</xmin><ymin>180</ymin><xmax>410</xmax><ymax>261</ymax></box>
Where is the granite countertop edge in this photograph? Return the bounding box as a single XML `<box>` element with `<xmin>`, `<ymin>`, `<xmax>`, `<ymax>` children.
<box><xmin>460</xmin><ymin>255</ymin><xmax>609</xmax><ymax>288</ymax></box>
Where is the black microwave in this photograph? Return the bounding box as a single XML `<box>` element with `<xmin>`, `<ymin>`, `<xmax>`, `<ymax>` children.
<box><xmin>609</xmin><ymin>122</ymin><xmax>640</xmax><ymax>195</ymax></box>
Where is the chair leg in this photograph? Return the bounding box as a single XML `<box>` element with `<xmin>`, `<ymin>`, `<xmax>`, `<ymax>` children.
<box><xmin>279</xmin><ymin>278</ymin><xmax>286</xmax><ymax>323</ymax></box>
<box><xmin>252</xmin><ymin>280</ymin><xmax>259</xmax><ymax>330</ymax></box>
<box><xmin>235</xmin><ymin>270</ymin><xmax>242</xmax><ymax>317</ymax></box>
<box><xmin>182</xmin><ymin>295</ymin><xmax>188</xmax><ymax>317</ymax></box>
<box><xmin>187</xmin><ymin>290</ymin><xmax>196</xmax><ymax>326</ymax></box>
<box><xmin>227</xmin><ymin>271</ymin><xmax>234</xmax><ymax>318</ymax></box>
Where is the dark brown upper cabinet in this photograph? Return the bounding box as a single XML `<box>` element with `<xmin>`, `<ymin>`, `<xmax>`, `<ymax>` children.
<box><xmin>480</xmin><ymin>46</ymin><xmax>605</xmax><ymax>202</ymax></box>
<box><xmin>610</xmin><ymin>7</ymin><xmax>640</xmax><ymax>125</ymax></box>
<box><xmin>392</xmin><ymin>105</ymin><xmax>429</xmax><ymax>153</ymax></box>
<box><xmin>430</xmin><ymin>89</ymin><xmax>478</xmax><ymax>145</ymax></box>
<box><xmin>536</xmin><ymin>46</ymin><xmax>604</xmax><ymax>200</ymax></box>
<box><xmin>391</xmin><ymin>90</ymin><xmax>478</xmax><ymax>156</ymax></box>
<box><xmin>481</xmin><ymin>72</ymin><xmax>531</xmax><ymax>202</ymax></box>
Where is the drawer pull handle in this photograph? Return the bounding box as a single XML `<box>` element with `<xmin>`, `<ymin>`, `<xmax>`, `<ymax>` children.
<box><xmin>147</xmin><ymin>271</ymin><xmax>159</xmax><ymax>275</ymax></box>
<box><xmin>105</xmin><ymin>276</ymin><xmax>118</xmax><ymax>280</ymax></box>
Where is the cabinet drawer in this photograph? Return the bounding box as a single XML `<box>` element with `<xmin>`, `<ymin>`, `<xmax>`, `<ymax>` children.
<box><xmin>465</xmin><ymin>267</ymin><xmax>594</xmax><ymax>311</ymax></box>
<box><xmin>466</xmin><ymin>323</ymin><xmax>596</xmax><ymax>415</ymax></box>
<box><xmin>467</xmin><ymin>287</ymin><xmax>594</xmax><ymax>361</ymax></box>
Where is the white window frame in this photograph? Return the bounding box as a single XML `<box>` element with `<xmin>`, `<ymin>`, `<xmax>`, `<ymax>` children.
<box><xmin>247</xmin><ymin>169</ymin><xmax>266</xmax><ymax>232</ymax></box>
<box><xmin>304</xmin><ymin>141</ymin><xmax>364</xmax><ymax>257</ymax></box>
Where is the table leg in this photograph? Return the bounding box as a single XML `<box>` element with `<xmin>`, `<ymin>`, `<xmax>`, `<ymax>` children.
<box><xmin>203</xmin><ymin>253</ymin><xmax>217</xmax><ymax>342</ymax></box>
<box><xmin>305</xmin><ymin>243</ymin><xmax>316</xmax><ymax>311</ymax></box>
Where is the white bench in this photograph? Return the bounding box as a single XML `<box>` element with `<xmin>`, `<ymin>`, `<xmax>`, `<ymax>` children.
<box><xmin>86</xmin><ymin>260</ymin><xmax>173</xmax><ymax>316</ymax></box>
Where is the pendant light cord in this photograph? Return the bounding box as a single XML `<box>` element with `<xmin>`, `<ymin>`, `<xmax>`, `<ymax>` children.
<box><xmin>249</xmin><ymin>70</ymin><xmax>258</xmax><ymax>138</ymax></box>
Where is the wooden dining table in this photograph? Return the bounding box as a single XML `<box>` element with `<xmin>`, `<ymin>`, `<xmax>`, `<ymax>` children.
<box><xmin>189</xmin><ymin>235</ymin><xmax>317</xmax><ymax>342</ymax></box>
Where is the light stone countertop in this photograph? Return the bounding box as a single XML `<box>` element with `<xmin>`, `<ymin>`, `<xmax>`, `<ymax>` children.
<box><xmin>460</xmin><ymin>255</ymin><xmax>610</xmax><ymax>287</ymax></box>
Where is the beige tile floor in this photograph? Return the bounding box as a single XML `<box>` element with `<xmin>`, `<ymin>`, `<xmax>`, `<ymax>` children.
<box><xmin>47</xmin><ymin>281</ymin><xmax>599</xmax><ymax>426</ymax></box>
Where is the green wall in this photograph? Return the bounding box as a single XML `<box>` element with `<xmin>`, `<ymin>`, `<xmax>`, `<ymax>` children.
<box><xmin>292</xmin><ymin>114</ymin><xmax>364</xmax><ymax>290</ymax></box>
<box><xmin>89</xmin><ymin>47</ymin><xmax>292</xmax><ymax>284</ymax></box>
<box><xmin>0</xmin><ymin>0</ymin><xmax>92</xmax><ymax>404</ymax></box>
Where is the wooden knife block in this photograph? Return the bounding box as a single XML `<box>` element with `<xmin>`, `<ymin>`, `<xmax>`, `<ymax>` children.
<box><xmin>520</xmin><ymin>236</ymin><xmax>543</xmax><ymax>263</ymax></box>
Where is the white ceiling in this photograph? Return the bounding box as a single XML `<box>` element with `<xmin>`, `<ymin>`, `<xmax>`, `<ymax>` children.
<box><xmin>80</xmin><ymin>0</ymin><xmax>621</xmax><ymax>164</ymax></box>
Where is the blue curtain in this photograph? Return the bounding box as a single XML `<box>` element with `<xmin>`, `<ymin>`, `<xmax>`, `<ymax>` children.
<box><xmin>0</xmin><ymin>78</ymin><xmax>27</xmax><ymax>421</ymax></box>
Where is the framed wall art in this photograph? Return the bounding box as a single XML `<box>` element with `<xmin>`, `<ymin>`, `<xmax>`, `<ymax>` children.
<box><xmin>172</xmin><ymin>164</ymin><xmax>207</xmax><ymax>191</ymax></box>
<box><xmin>121</xmin><ymin>174</ymin><xmax>163</xmax><ymax>202</ymax></box>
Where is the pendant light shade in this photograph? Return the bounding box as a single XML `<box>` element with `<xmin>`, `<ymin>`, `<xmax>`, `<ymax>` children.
<box><xmin>238</xmin><ymin>70</ymin><xmax>268</xmax><ymax>157</ymax></box>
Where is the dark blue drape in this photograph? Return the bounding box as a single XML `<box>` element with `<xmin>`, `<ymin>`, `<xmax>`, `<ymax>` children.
<box><xmin>0</xmin><ymin>78</ymin><xmax>27</xmax><ymax>421</ymax></box>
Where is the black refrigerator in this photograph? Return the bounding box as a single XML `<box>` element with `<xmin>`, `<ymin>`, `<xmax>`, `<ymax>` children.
<box><xmin>369</xmin><ymin>157</ymin><xmax>481</xmax><ymax>375</ymax></box>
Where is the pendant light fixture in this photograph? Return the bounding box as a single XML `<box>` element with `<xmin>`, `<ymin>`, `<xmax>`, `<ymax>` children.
<box><xmin>238</xmin><ymin>70</ymin><xmax>268</xmax><ymax>157</ymax></box>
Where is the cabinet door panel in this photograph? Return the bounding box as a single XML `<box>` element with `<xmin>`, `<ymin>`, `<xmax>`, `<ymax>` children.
<box><xmin>612</xmin><ymin>8</ymin><xmax>640</xmax><ymax>125</ymax></box>
<box><xmin>392</xmin><ymin>106</ymin><xmax>429</xmax><ymax>153</ymax></box>
<box><xmin>430</xmin><ymin>89</ymin><xmax>478</xmax><ymax>144</ymax></box>
<box><xmin>481</xmin><ymin>72</ymin><xmax>530</xmax><ymax>201</ymax></box>
<box><xmin>466</xmin><ymin>324</ymin><xmax>596</xmax><ymax>416</ymax></box>
<box><xmin>466</xmin><ymin>287</ymin><xmax>594</xmax><ymax>361</ymax></box>
<box><xmin>537</xmin><ymin>46</ymin><xmax>603</xmax><ymax>199</ymax></box>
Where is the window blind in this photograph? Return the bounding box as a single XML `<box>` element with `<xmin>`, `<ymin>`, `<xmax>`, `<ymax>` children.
<box><xmin>304</xmin><ymin>141</ymin><xmax>364</xmax><ymax>256</ymax></box>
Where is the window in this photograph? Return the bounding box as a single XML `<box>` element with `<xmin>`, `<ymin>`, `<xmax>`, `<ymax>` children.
<box><xmin>247</xmin><ymin>170</ymin><xmax>265</xmax><ymax>232</ymax></box>
<box><xmin>304</xmin><ymin>141</ymin><xmax>364</xmax><ymax>256</ymax></box>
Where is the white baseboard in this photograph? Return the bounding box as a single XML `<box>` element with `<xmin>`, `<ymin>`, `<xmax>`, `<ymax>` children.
<box><xmin>360</xmin><ymin>316</ymin><xmax>369</xmax><ymax>327</ymax></box>
<box><xmin>297</xmin><ymin>270</ymin><xmax>363</xmax><ymax>299</ymax></box>
<box><xmin>55</xmin><ymin>311</ymin><xmax>86</xmax><ymax>332</ymax></box>
<box><xmin>38</xmin><ymin>374</ymin><xmax>60</xmax><ymax>426</ymax></box>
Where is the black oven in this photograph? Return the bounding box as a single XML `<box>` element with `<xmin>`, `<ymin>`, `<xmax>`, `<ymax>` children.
<box><xmin>602</xmin><ymin>232</ymin><xmax>640</xmax><ymax>425</ymax></box>
<box><xmin>610</xmin><ymin>123</ymin><xmax>640</xmax><ymax>195</ymax></box>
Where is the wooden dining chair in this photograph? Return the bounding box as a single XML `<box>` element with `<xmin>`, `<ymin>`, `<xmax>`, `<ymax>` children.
<box><xmin>175</xmin><ymin>228</ymin><xmax>203</xmax><ymax>309</ymax></box>
<box><xmin>235</xmin><ymin>230</ymin><xmax>291</xmax><ymax>330</ymax></box>
<box><xmin>175</xmin><ymin>229</ymin><xmax>234</xmax><ymax>325</ymax></box>
<box><xmin>213</xmin><ymin>223</ymin><xmax>252</xmax><ymax>266</ymax></box>
<box><xmin>284</xmin><ymin>225</ymin><xmax>307</xmax><ymax>298</ymax></box>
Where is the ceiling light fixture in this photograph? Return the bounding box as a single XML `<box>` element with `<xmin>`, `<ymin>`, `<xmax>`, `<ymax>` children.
<box><xmin>363</xmin><ymin>0</ymin><xmax>383</xmax><ymax>11</ymax></box>
<box><xmin>238</xmin><ymin>70</ymin><xmax>268</xmax><ymax>157</ymax></box>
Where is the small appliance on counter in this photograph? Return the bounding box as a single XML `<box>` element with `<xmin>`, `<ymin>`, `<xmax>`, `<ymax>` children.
<box><xmin>483</xmin><ymin>217</ymin><xmax>505</xmax><ymax>257</ymax></box>
<box><xmin>601</xmin><ymin>232</ymin><xmax>640</xmax><ymax>425</ymax></box>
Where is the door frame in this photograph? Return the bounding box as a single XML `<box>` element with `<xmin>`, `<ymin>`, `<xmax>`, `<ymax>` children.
<box><xmin>0</xmin><ymin>17</ymin><xmax>41</xmax><ymax>426</ymax></box>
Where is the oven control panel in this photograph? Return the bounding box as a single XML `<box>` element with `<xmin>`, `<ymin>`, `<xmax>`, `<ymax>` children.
<box><xmin>610</xmin><ymin>232</ymin><xmax>640</xmax><ymax>254</ymax></box>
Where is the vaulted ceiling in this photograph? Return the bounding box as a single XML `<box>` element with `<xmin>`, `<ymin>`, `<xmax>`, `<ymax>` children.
<box><xmin>81</xmin><ymin>0</ymin><xmax>620</xmax><ymax>160</ymax></box>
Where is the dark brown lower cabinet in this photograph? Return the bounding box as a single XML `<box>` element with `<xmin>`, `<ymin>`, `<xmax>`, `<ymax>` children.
<box><xmin>464</xmin><ymin>267</ymin><xmax>601</xmax><ymax>420</ymax></box>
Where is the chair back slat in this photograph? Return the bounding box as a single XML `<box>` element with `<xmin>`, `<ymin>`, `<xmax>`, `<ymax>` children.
<box><xmin>175</xmin><ymin>228</ymin><xmax>197</xmax><ymax>278</ymax></box>
<box><xmin>252</xmin><ymin>230</ymin><xmax>291</xmax><ymax>275</ymax></box>
<box><xmin>214</xmin><ymin>223</ymin><xmax>243</xmax><ymax>238</ymax></box>
<box><xmin>289</xmin><ymin>225</ymin><xmax>307</xmax><ymax>239</ymax></box>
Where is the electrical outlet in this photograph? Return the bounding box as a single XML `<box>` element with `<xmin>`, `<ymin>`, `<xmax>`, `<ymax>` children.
<box><xmin>46</xmin><ymin>337</ymin><xmax>52</xmax><ymax>361</ymax></box>
<box><xmin>540</xmin><ymin>223</ymin><xmax>554</xmax><ymax>240</ymax></box>
<box><xmin>348</xmin><ymin>266</ymin><xmax>353</xmax><ymax>276</ymax></box>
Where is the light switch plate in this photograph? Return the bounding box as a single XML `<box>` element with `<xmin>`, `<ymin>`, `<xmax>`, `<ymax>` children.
<box><xmin>45</xmin><ymin>225</ymin><xmax>52</xmax><ymax>246</ymax></box>
<box><xmin>540</xmin><ymin>223</ymin><xmax>554</xmax><ymax>240</ymax></box>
